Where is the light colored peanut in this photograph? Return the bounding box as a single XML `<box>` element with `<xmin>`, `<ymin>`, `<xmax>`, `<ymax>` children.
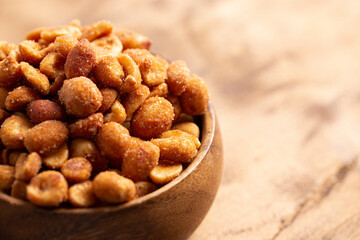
<box><xmin>160</xmin><ymin>130</ymin><xmax>200</xmax><ymax>149</ymax></box>
<box><xmin>93</xmin><ymin>171</ymin><xmax>135</xmax><ymax>203</ymax></box>
<box><xmin>0</xmin><ymin>51</ymin><xmax>22</xmax><ymax>88</ymax></box>
<box><xmin>0</xmin><ymin>165</ymin><xmax>15</xmax><ymax>191</ymax></box>
<box><xmin>68</xmin><ymin>180</ymin><xmax>96</xmax><ymax>207</ymax></box>
<box><xmin>93</xmin><ymin>56</ymin><xmax>124</xmax><ymax>88</ymax></box>
<box><xmin>54</xmin><ymin>35</ymin><xmax>78</xmax><ymax>57</ymax></box>
<box><xmin>27</xmin><ymin>170</ymin><xmax>68</xmax><ymax>207</ymax></box>
<box><xmin>149</xmin><ymin>161</ymin><xmax>183</xmax><ymax>185</ymax></box>
<box><xmin>116</xmin><ymin>54</ymin><xmax>142</xmax><ymax>93</ymax></box>
<box><xmin>20</xmin><ymin>62</ymin><xmax>50</xmax><ymax>95</ymax></box>
<box><xmin>43</xmin><ymin>144</ymin><xmax>69</xmax><ymax>169</ymax></box>
<box><xmin>40</xmin><ymin>52</ymin><xmax>65</xmax><ymax>79</ymax></box>
<box><xmin>172</xmin><ymin>122</ymin><xmax>200</xmax><ymax>139</ymax></box>
<box><xmin>81</xmin><ymin>20</ymin><xmax>113</xmax><ymax>41</ymax></box>
<box><xmin>61</xmin><ymin>157</ymin><xmax>92</xmax><ymax>183</ymax></box>
<box><xmin>15</xmin><ymin>152</ymin><xmax>42</xmax><ymax>181</ymax></box>
<box><xmin>11</xmin><ymin>179</ymin><xmax>27</xmax><ymax>200</ymax></box>
<box><xmin>91</xmin><ymin>34</ymin><xmax>122</xmax><ymax>59</ymax></box>
<box><xmin>104</xmin><ymin>100</ymin><xmax>126</xmax><ymax>124</ymax></box>
<box><xmin>5</xmin><ymin>86</ymin><xmax>40</xmax><ymax>111</ymax></box>
<box><xmin>0</xmin><ymin>115</ymin><xmax>32</xmax><ymax>149</ymax></box>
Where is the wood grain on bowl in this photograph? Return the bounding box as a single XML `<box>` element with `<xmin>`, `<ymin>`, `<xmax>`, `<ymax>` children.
<box><xmin>0</xmin><ymin>104</ymin><xmax>223</xmax><ymax>240</ymax></box>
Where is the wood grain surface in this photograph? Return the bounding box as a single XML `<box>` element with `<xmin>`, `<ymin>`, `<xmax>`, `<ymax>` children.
<box><xmin>1</xmin><ymin>0</ymin><xmax>360</xmax><ymax>239</ymax></box>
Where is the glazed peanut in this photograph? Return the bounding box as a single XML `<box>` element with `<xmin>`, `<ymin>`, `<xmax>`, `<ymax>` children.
<box><xmin>68</xmin><ymin>180</ymin><xmax>96</xmax><ymax>207</ymax></box>
<box><xmin>40</xmin><ymin>26</ymin><xmax>81</xmax><ymax>43</ymax></box>
<box><xmin>149</xmin><ymin>83</ymin><xmax>168</xmax><ymax>98</ymax></box>
<box><xmin>115</xmin><ymin>30</ymin><xmax>151</xmax><ymax>50</ymax></box>
<box><xmin>93</xmin><ymin>56</ymin><xmax>124</xmax><ymax>88</ymax></box>
<box><xmin>70</xmin><ymin>138</ymin><xmax>107</xmax><ymax>173</ymax></box>
<box><xmin>91</xmin><ymin>34</ymin><xmax>123</xmax><ymax>59</ymax></box>
<box><xmin>93</xmin><ymin>171</ymin><xmax>135</xmax><ymax>203</ymax></box>
<box><xmin>122</xmin><ymin>141</ymin><xmax>160</xmax><ymax>181</ymax></box>
<box><xmin>0</xmin><ymin>51</ymin><xmax>21</xmax><ymax>88</ymax></box>
<box><xmin>27</xmin><ymin>170</ymin><xmax>68</xmax><ymax>207</ymax></box>
<box><xmin>61</xmin><ymin>157</ymin><xmax>92</xmax><ymax>183</ymax></box>
<box><xmin>104</xmin><ymin>100</ymin><xmax>126</xmax><ymax>124</ymax></box>
<box><xmin>134</xmin><ymin>181</ymin><xmax>157</xmax><ymax>198</ymax></box>
<box><xmin>54</xmin><ymin>35</ymin><xmax>78</xmax><ymax>57</ymax></box>
<box><xmin>116</xmin><ymin>53</ymin><xmax>142</xmax><ymax>93</ymax></box>
<box><xmin>122</xmin><ymin>84</ymin><xmax>150</xmax><ymax>121</ymax></box>
<box><xmin>98</xmin><ymin>88</ymin><xmax>118</xmax><ymax>113</ymax></box>
<box><xmin>69</xmin><ymin>113</ymin><xmax>103</xmax><ymax>139</ymax></box>
<box><xmin>149</xmin><ymin>161</ymin><xmax>183</xmax><ymax>185</ymax></box>
<box><xmin>166</xmin><ymin>95</ymin><xmax>182</xmax><ymax>122</ymax></box>
<box><xmin>131</xmin><ymin>97</ymin><xmax>174</xmax><ymax>139</ymax></box>
<box><xmin>172</xmin><ymin>122</ymin><xmax>200</xmax><ymax>139</ymax></box>
<box><xmin>18</xmin><ymin>40</ymin><xmax>52</xmax><ymax>65</ymax></box>
<box><xmin>180</xmin><ymin>74</ymin><xmax>209</xmax><ymax>115</ymax></box>
<box><xmin>166</xmin><ymin>60</ymin><xmax>190</xmax><ymax>96</ymax></box>
<box><xmin>160</xmin><ymin>130</ymin><xmax>201</xmax><ymax>149</ymax></box>
<box><xmin>49</xmin><ymin>72</ymin><xmax>66</xmax><ymax>95</ymax></box>
<box><xmin>0</xmin><ymin>115</ymin><xmax>32</xmax><ymax>149</ymax></box>
<box><xmin>0</xmin><ymin>41</ymin><xmax>17</xmax><ymax>61</ymax></box>
<box><xmin>15</xmin><ymin>152</ymin><xmax>42</xmax><ymax>181</ymax></box>
<box><xmin>64</xmin><ymin>39</ymin><xmax>96</xmax><ymax>79</ymax></box>
<box><xmin>11</xmin><ymin>179</ymin><xmax>27</xmax><ymax>200</ymax></box>
<box><xmin>24</xmin><ymin>120</ymin><xmax>68</xmax><ymax>155</ymax></box>
<box><xmin>39</xmin><ymin>52</ymin><xmax>65</xmax><ymax>79</ymax></box>
<box><xmin>81</xmin><ymin>20</ymin><xmax>113</xmax><ymax>42</ymax></box>
<box><xmin>5</xmin><ymin>86</ymin><xmax>40</xmax><ymax>111</ymax></box>
<box><xmin>20</xmin><ymin>61</ymin><xmax>50</xmax><ymax>95</ymax></box>
<box><xmin>0</xmin><ymin>165</ymin><xmax>15</xmax><ymax>191</ymax></box>
<box><xmin>43</xmin><ymin>144</ymin><xmax>69</xmax><ymax>169</ymax></box>
<box><xmin>27</xmin><ymin>100</ymin><xmax>66</xmax><ymax>124</ymax></box>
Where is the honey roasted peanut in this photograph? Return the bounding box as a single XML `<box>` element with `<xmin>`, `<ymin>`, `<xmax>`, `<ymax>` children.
<box><xmin>42</xmin><ymin>144</ymin><xmax>69</xmax><ymax>169</ymax></box>
<box><xmin>149</xmin><ymin>160</ymin><xmax>183</xmax><ymax>185</ymax></box>
<box><xmin>68</xmin><ymin>180</ymin><xmax>96</xmax><ymax>207</ymax></box>
<box><xmin>61</xmin><ymin>157</ymin><xmax>92</xmax><ymax>183</ymax></box>
<box><xmin>69</xmin><ymin>113</ymin><xmax>103</xmax><ymax>139</ymax></box>
<box><xmin>5</xmin><ymin>86</ymin><xmax>40</xmax><ymax>111</ymax></box>
<box><xmin>0</xmin><ymin>115</ymin><xmax>32</xmax><ymax>149</ymax></box>
<box><xmin>15</xmin><ymin>152</ymin><xmax>42</xmax><ymax>181</ymax></box>
<box><xmin>27</xmin><ymin>99</ymin><xmax>66</xmax><ymax>124</ymax></box>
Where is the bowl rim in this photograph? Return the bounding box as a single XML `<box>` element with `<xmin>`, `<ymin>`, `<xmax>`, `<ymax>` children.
<box><xmin>0</xmin><ymin>102</ymin><xmax>215</xmax><ymax>214</ymax></box>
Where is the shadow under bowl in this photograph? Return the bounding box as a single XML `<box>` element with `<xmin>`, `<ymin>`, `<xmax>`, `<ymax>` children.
<box><xmin>0</xmin><ymin>103</ymin><xmax>223</xmax><ymax>240</ymax></box>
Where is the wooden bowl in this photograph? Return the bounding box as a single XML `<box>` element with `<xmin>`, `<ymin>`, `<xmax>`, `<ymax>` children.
<box><xmin>0</xmin><ymin>103</ymin><xmax>223</xmax><ymax>240</ymax></box>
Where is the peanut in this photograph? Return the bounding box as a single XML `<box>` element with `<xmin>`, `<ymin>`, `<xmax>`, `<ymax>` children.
<box><xmin>0</xmin><ymin>51</ymin><xmax>22</xmax><ymax>89</ymax></box>
<box><xmin>0</xmin><ymin>165</ymin><xmax>15</xmax><ymax>191</ymax></box>
<box><xmin>149</xmin><ymin>160</ymin><xmax>183</xmax><ymax>185</ymax></box>
<box><xmin>61</xmin><ymin>157</ymin><xmax>92</xmax><ymax>183</ymax></box>
<box><xmin>11</xmin><ymin>179</ymin><xmax>27</xmax><ymax>200</ymax></box>
<box><xmin>166</xmin><ymin>60</ymin><xmax>190</xmax><ymax>96</ymax></box>
<box><xmin>5</xmin><ymin>86</ymin><xmax>40</xmax><ymax>111</ymax></box>
<box><xmin>0</xmin><ymin>115</ymin><xmax>32</xmax><ymax>149</ymax></box>
<box><xmin>15</xmin><ymin>152</ymin><xmax>42</xmax><ymax>181</ymax></box>
<box><xmin>43</xmin><ymin>143</ymin><xmax>69</xmax><ymax>169</ymax></box>
<box><xmin>68</xmin><ymin>180</ymin><xmax>96</xmax><ymax>207</ymax></box>
<box><xmin>27</xmin><ymin>99</ymin><xmax>66</xmax><ymax>124</ymax></box>
<box><xmin>104</xmin><ymin>100</ymin><xmax>126</xmax><ymax>124</ymax></box>
<box><xmin>180</xmin><ymin>74</ymin><xmax>209</xmax><ymax>115</ymax></box>
<box><xmin>20</xmin><ymin>61</ymin><xmax>50</xmax><ymax>95</ymax></box>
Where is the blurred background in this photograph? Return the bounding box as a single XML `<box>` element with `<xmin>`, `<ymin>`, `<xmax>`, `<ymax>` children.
<box><xmin>2</xmin><ymin>0</ymin><xmax>360</xmax><ymax>239</ymax></box>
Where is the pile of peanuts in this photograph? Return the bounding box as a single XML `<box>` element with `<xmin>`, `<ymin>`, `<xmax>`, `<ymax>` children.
<box><xmin>0</xmin><ymin>20</ymin><xmax>209</xmax><ymax>207</ymax></box>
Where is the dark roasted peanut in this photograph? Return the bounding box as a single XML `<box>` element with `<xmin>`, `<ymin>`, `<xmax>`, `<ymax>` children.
<box><xmin>0</xmin><ymin>109</ymin><xmax>10</xmax><ymax>124</ymax></box>
<box><xmin>11</xmin><ymin>179</ymin><xmax>27</xmax><ymax>200</ymax></box>
<box><xmin>27</xmin><ymin>100</ymin><xmax>65</xmax><ymax>124</ymax></box>
<box><xmin>0</xmin><ymin>149</ymin><xmax>10</xmax><ymax>165</ymax></box>
<box><xmin>69</xmin><ymin>113</ymin><xmax>103</xmax><ymax>139</ymax></box>
<box><xmin>0</xmin><ymin>115</ymin><xmax>32</xmax><ymax>149</ymax></box>
<box><xmin>131</xmin><ymin>97</ymin><xmax>174</xmax><ymax>139</ymax></box>
<box><xmin>64</xmin><ymin>39</ymin><xmax>96</xmax><ymax>79</ymax></box>
<box><xmin>58</xmin><ymin>77</ymin><xmax>103</xmax><ymax>117</ymax></box>
<box><xmin>61</xmin><ymin>157</ymin><xmax>92</xmax><ymax>183</ymax></box>
<box><xmin>27</xmin><ymin>170</ymin><xmax>68</xmax><ymax>207</ymax></box>
<box><xmin>0</xmin><ymin>87</ymin><xmax>9</xmax><ymax>108</ymax></box>
<box><xmin>5</xmin><ymin>86</ymin><xmax>40</xmax><ymax>111</ymax></box>
<box><xmin>93</xmin><ymin>171</ymin><xmax>135</xmax><ymax>203</ymax></box>
<box><xmin>24</xmin><ymin>120</ymin><xmax>68</xmax><ymax>155</ymax></box>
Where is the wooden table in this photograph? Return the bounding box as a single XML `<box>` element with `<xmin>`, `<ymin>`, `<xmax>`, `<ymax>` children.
<box><xmin>1</xmin><ymin>0</ymin><xmax>360</xmax><ymax>239</ymax></box>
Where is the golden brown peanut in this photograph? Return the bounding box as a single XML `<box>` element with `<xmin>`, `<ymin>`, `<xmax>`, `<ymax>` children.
<box><xmin>49</xmin><ymin>72</ymin><xmax>66</xmax><ymax>95</ymax></box>
<box><xmin>149</xmin><ymin>83</ymin><xmax>168</xmax><ymax>98</ymax></box>
<box><xmin>154</xmin><ymin>55</ymin><xmax>169</xmax><ymax>71</ymax></box>
<box><xmin>91</xmin><ymin>34</ymin><xmax>123</xmax><ymax>59</ymax></box>
<box><xmin>0</xmin><ymin>165</ymin><xmax>15</xmax><ymax>191</ymax></box>
<box><xmin>19</xmin><ymin>62</ymin><xmax>50</xmax><ymax>95</ymax></box>
<box><xmin>0</xmin><ymin>51</ymin><xmax>22</xmax><ymax>89</ymax></box>
<box><xmin>123</xmin><ymin>49</ymin><xmax>167</xmax><ymax>87</ymax></box>
<box><xmin>5</xmin><ymin>86</ymin><xmax>40</xmax><ymax>111</ymax></box>
<box><xmin>166</xmin><ymin>95</ymin><xmax>182</xmax><ymax>122</ymax></box>
<box><xmin>98</xmin><ymin>88</ymin><xmax>118</xmax><ymax>113</ymax></box>
<box><xmin>61</xmin><ymin>157</ymin><xmax>92</xmax><ymax>183</ymax></box>
<box><xmin>24</xmin><ymin>120</ymin><xmax>68</xmax><ymax>155</ymax></box>
<box><xmin>180</xmin><ymin>74</ymin><xmax>209</xmax><ymax>115</ymax></box>
<box><xmin>122</xmin><ymin>141</ymin><xmax>159</xmax><ymax>181</ymax></box>
<box><xmin>160</xmin><ymin>130</ymin><xmax>200</xmax><ymax>149</ymax></box>
<box><xmin>0</xmin><ymin>115</ymin><xmax>32</xmax><ymax>149</ymax></box>
<box><xmin>0</xmin><ymin>109</ymin><xmax>10</xmax><ymax>124</ymax></box>
<box><xmin>8</xmin><ymin>151</ymin><xmax>22</xmax><ymax>166</ymax></box>
<box><xmin>68</xmin><ymin>180</ymin><xmax>96</xmax><ymax>207</ymax></box>
<box><xmin>39</xmin><ymin>52</ymin><xmax>65</xmax><ymax>79</ymax></box>
<box><xmin>27</xmin><ymin>170</ymin><xmax>68</xmax><ymax>207</ymax></box>
<box><xmin>15</xmin><ymin>152</ymin><xmax>41</xmax><ymax>181</ymax></box>
<box><xmin>122</xmin><ymin>85</ymin><xmax>150</xmax><ymax>121</ymax></box>
<box><xmin>116</xmin><ymin>54</ymin><xmax>142</xmax><ymax>93</ymax></box>
<box><xmin>0</xmin><ymin>149</ymin><xmax>10</xmax><ymax>165</ymax></box>
<box><xmin>134</xmin><ymin>181</ymin><xmax>157</xmax><ymax>198</ymax></box>
<box><xmin>69</xmin><ymin>113</ymin><xmax>103</xmax><ymax>139</ymax></box>
<box><xmin>149</xmin><ymin>161</ymin><xmax>183</xmax><ymax>185</ymax></box>
<box><xmin>64</xmin><ymin>39</ymin><xmax>96</xmax><ymax>79</ymax></box>
<box><xmin>58</xmin><ymin>77</ymin><xmax>103</xmax><ymax>117</ymax></box>
<box><xmin>104</xmin><ymin>100</ymin><xmax>126</xmax><ymax>124</ymax></box>
<box><xmin>150</xmin><ymin>135</ymin><xmax>198</xmax><ymax>163</ymax></box>
<box><xmin>131</xmin><ymin>97</ymin><xmax>174</xmax><ymax>139</ymax></box>
<box><xmin>175</xmin><ymin>113</ymin><xmax>194</xmax><ymax>123</ymax></box>
<box><xmin>27</xmin><ymin>100</ymin><xmax>66</xmax><ymax>124</ymax></box>
<box><xmin>96</xmin><ymin>122</ymin><xmax>136</xmax><ymax>168</ymax></box>
<box><xmin>0</xmin><ymin>42</ymin><xmax>17</xmax><ymax>61</ymax></box>
<box><xmin>93</xmin><ymin>171</ymin><xmax>135</xmax><ymax>203</ymax></box>
<box><xmin>40</xmin><ymin>26</ymin><xmax>81</xmax><ymax>43</ymax></box>
<box><xmin>0</xmin><ymin>87</ymin><xmax>9</xmax><ymax>108</ymax></box>
<box><xmin>81</xmin><ymin>20</ymin><xmax>113</xmax><ymax>41</ymax></box>
<box><xmin>172</xmin><ymin>122</ymin><xmax>200</xmax><ymax>139</ymax></box>
<box><xmin>70</xmin><ymin>138</ymin><xmax>107</xmax><ymax>173</ymax></box>
<box><xmin>93</xmin><ymin>56</ymin><xmax>124</xmax><ymax>88</ymax></box>
<box><xmin>54</xmin><ymin>35</ymin><xmax>78</xmax><ymax>57</ymax></box>
<box><xmin>166</xmin><ymin>60</ymin><xmax>190</xmax><ymax>96</ymax></box>
<box><xmin>11</xmin><ymin>179</ymin><xmax>27</xmax><ymax>200</ymax></box>
<box><xmin>19</xmin><ymin>41</ymin><xmax>55</xmax><ymax>65</ymax></box>
<box><xmin>115</xmin><ymin>30</ymin><xmax>151</xmax><ymax>50</ymax></box>
<box><xmin>43</xmin><ymin>144</ymin><xmax>69</xmax><ymax>169</ymax></box>
<box><xmin>25</xmin><ymin>28</ymin><xmax>45</xmax><ymax>41</ymax></box>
